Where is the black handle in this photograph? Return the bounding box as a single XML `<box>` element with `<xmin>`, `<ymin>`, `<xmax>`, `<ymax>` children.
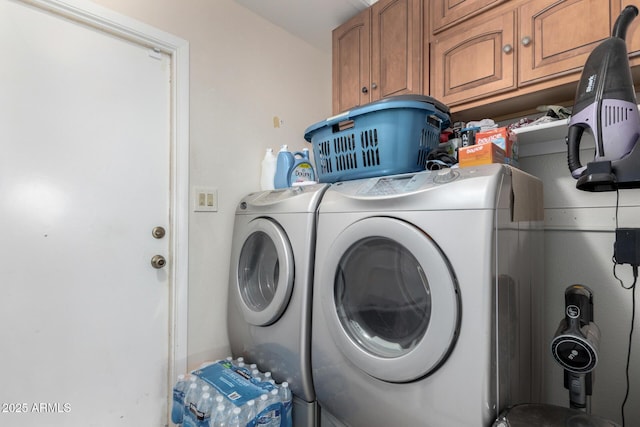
<box><xmin>567</xmin><ymin>125</ymin><xmax>585</xmax><ymax>177</ymax></box>
<box><xmin>565</xmin><ymin>285</ymin><xmax>594</xmax><ymax>326</ymax></box>
<box><xmin>613</xmin><ymin>5</ymin><xmax>639</xmax><ymax>40</ymax></box>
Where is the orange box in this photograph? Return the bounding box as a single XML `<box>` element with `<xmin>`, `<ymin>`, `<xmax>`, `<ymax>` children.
<box><xmin>475</xmin><ymin>127</ymin><xmax>518</xmax><ymax>164</ymax></box>
<box><xmin>458</xmin><ymin>142</ymin><xmax>505</xmax><ymax>168</ymax></box>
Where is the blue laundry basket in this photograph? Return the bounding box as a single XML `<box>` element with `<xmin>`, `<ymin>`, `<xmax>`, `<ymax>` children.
<box><xmin>304</xmin><ymin>95</ymin><xmax>450</xmax><ymax>183</ymax></box>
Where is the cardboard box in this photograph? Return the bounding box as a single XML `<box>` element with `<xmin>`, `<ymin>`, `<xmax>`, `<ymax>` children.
<box><xmin>475</xmin><ymin>127</ymin><xmax>518</xmax><ymax>164</ymax></box>
<box><xmin>458</xmin><ymin>142</ymin><xmax>505</xmax><ymax>168</ymax></box>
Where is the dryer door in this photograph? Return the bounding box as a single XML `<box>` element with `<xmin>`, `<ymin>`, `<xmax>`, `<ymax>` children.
<box><xmin>234</xmin><ymin>217</ymin><xmax>294</xmax><ymax>326</ymax></box>
<box><xmin>319</xmin><ymin>217</ymin><xmax>460</xmax><ymax>382</ymax></box>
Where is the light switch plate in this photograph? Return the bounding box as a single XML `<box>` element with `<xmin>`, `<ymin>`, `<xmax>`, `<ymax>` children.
<box><xmin>193</xmin><ymin>187</ymin><xmax>217</xmax><ymax>212</ymax></box>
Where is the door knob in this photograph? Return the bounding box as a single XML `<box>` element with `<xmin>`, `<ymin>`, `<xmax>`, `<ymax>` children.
<box><xmin>152</xmin><ymin>226</ymin><xmax>166</xmax><ymax>239</ymax></box>
<box><xmin>151</xmin><ymin>255</ymin><xmax>167</xmax><ymax>269</ymax></box>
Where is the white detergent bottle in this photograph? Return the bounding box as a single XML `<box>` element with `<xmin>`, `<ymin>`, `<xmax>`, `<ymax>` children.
<box><xmin>274</xmin><ymin>145</ymin><xmax>294</xmax><ymax>189</ymax></box>
<box><xmin>260</xmin><ymin>148</ymin><xmax>277</xmax><ymax>190</ymax></box>
<box><xmin>288</xmin><ymin>148</ymin><xmax>316</xmax><ymax>186</ymax></box>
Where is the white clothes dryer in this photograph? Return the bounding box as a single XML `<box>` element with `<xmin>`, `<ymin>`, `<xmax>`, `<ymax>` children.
<box><xmin>311</xmin><ymin>164</ymin><xmax>544</xmax><ymax>427</ymax></box>
<box><xmin>228</xmin><ymin>184</ymin><xmax>328</xmax><ymax>426</ymax></box>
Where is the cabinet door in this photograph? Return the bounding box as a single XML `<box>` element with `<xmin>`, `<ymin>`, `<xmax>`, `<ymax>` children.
<box><xmin>431</xmin><ymin>10</ymin><xmax>516</xmax><ymax>106</ymax></box>
<box><xmin>332</xmin><ymin>9</ymin><xmax>370</xmax><ymax>114</ymax></box>
<box><xmin>431</xmin><ymin>0</ymin><xmax>506</xmax><ymax>33</ymax></box>
<box><xmin>519</xmin><ymin>0</ymin><xmax>614</xmax><ymax>85</ymax></box>
<box><xmin>370</xmin><ymin>0</ymin><xmax>422</xmax><ymax>101</ymax></box>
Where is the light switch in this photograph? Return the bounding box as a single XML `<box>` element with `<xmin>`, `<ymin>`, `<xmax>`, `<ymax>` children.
<box><xmin>194</xmin><ymin>187</ymin><xmax>217</xmax><ymax>212</ymax></box>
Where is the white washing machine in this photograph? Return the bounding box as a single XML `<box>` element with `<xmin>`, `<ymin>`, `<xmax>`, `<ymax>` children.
<box><xmin>311</xmin><ymin>164</ymin><xmax>544</xmax><ymax>427</ymax></box>
<box><xmin>227</xmin><ymin>183</ymin><xmax>328</xmax><ymax>426</ymax></box>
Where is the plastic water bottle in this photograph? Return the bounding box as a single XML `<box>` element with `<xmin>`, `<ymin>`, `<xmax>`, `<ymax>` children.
<box><xmin>226</xmin><ymin>406</ymin><xmax>243</xmax><ymax>427</ymax></box>
<box><xmin>257</xmin><ymin>393</ymin><xmax>270</xmax><ymax>413</ymax></box>
<box><xmin>260</xmin><ymin>148</ymin><xmax>277</xmax><ymax>190</ymax></box>
<box><xmin>171</xmin><ymin>374</ymin><xmax>188</xmax><ymax>424</ymax></box>
<box><xmin>274</xmin><ymin>145</ymin><xmax>294</xmax><ymax>189</ymax></box>
<box><xmin>269</xmin><ymin>389</ymin><xmax>282</xmax><ymax>427</ymax></box>
<box><xmin>279</xmin><ymin>382</ymin><xmax>293</xmax><ymax>427</ymax></box>
<box><xmin>184</xmin><ymin>381</ymin><xmax>200</xmax><ymax>408</ymax></box>
<box><xmin>210</xmin><ymin>403</ymin><xmax>228</xmax><ymax>427</ymax></box>
<box><xmin>241</xmin><ymin>399</ymin><xmax>257</xmax><ymax>425</ymax></box>
<box><xmin>195</xmin><ymin>392</ymin><xmax>214</xmax><ymax>427</ymax></box>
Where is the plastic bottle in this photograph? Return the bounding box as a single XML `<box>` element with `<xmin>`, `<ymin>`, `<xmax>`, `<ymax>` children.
<box><xmin>279</xmin><ymin>382</ymin><xmax>293</xmax><ymax>427</ymax></box>
<box><xmin>226</xmin><ymin>406</ymin><xmax>243</xmax><ymax>427</ymax></box>
<box><xmin>268</xmin><ymin>389</ymin><xmax>282</xmax><ymax>427</ymax></box>
<box><xmin>195</xmin><ymin>392</ymin><xmax>214</xmax><ymax>427</ymax></box>
<box><xmin>288</xmin><ymin>148</ymin><xmax>316</xmax><ymax>186</ymax></box>
<box><xmin>241</xmin><ymin>399</ymin><xmax>257</xmax><ymax>426</ymax></box>
<box><xmin>256</xmin><ymin>393</ymin><xmax>270</xmax><ymax>413</ymax></box>
<box><xmin>171</xmin><ymin>374</ymin><xmax>188</xmax><ymax>425</ymax></box>
<box><xmin>274</xmin><ymin>145</ymin><xmax>294</xmax><ymax>189</ymax></box>
<box><xmin>260</xmin><ymin>148</ymin><xmax>277</xmax><ymax>191</ymax></box>
<box><xmin>183</xmin><ymin>382</ymin><xmax>200</xmax><ymax>427</ymax></box>
<box><xmin>210</xmin><ymin>403</ymin><xmax>228</xmax><ymax>427</ymax></box>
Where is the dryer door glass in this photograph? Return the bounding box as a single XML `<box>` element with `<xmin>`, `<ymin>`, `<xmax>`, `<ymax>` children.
<box><xmin>235</xmin><ymin>218</ymin><xmax>294</xmax><ymax>326</ymax></box>
<box><xmin>320</xmin><ymin>217</ymin><xmax>459</xmax><ymax>382</ymax></box>
<box><xmin>239</xmin><ymin>231</ymin><xmax>279</xmax><ymax>311</ymax></box>
<box><xmin>335</xmin><ymin>237</ymin><xmax>430</xmax><ymax>357</ymax></box>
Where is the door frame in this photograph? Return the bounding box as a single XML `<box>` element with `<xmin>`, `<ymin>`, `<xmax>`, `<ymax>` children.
<box><xmin>22</xmin><ymin>0</ymin><xmax>190</xmax><ymax>393</ymax></box>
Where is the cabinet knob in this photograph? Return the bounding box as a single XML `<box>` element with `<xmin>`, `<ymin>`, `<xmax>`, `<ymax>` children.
<box><xmin>371</xmin><ymin>82</ymin><xmax>378</xmax><ymax>89</ymax></box>
<box><xmin>362</xmin><ymin>86</ymin><xmax>368</xmax><ymax>94</ymax></box>
<box><xmin>502</xmin><ymin>44</ymin><xmax>513</xmax><ymax>54</ymax></box>
<box><xmin>521</xmin><ymin>36</ymin><xmax>532</xmax><ymax>46</ymax></box>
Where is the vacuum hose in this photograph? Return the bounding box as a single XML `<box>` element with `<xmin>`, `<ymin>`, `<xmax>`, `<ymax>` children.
<box><xmin>613</xmin><ymin>5</ymin><xmax>639</xmax><ymax>40</ymax></box>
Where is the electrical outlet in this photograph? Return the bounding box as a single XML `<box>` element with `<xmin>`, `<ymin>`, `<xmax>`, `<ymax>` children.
<box><xmin>193</xmin><ymin>187</ymin><xmax>217</xmax><ymax>212</ymax></box>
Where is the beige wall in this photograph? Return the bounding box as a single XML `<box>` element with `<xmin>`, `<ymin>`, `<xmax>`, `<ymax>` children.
<box><xmin>92</xmin><ymin>0</ymin><xmax>331</xmax><ymax>366</ymax></box>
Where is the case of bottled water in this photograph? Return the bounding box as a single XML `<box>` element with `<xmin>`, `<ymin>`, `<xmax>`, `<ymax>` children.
<box><xmin>171</xmin><ymin>357</ymin><xmax>293</xmax><ymax>427</ymax></box>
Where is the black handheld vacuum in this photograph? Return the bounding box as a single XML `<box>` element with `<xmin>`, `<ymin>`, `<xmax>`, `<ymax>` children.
<box><xmin>567</xmin><ymin>5</ymin><xmax>640</xmax><ymax>192</ymax></box>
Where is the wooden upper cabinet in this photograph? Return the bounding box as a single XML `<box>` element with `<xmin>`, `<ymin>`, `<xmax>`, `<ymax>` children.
<box><xmin>429</xmin><ymin>0</ymin><xmax>632</xmax><ymax>110</ymax></box>
<box><xmin>370</xmin><ymin>0</ymin><xmax>422</xmax><ymax>101</ymax></box>
<box><xmin>332</xmin><ymin>0</ymin><xmax>422</xmax><ymax>114</ymax></box>
<box><xmin>430</xmin><ymin>10</ymin><xmax>516</xmax><ymax>106</ymax></box>
<box><xmin>332</xmin><ymin>8</ymin><xmax>370</xmax><ymax>114</ymax></box>
<box><xmin>519</xmin><ymin>0</ymin><xmax>615</xmax><ymax>85</ymax></box>
<box><xmin>431</xmin><ymin>0</ymin><xmax>506</xmax><ymax>33</ymax></box>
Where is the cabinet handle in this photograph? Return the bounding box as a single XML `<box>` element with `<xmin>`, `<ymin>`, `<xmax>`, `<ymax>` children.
<box><xmin>371</xmin><ymin>82</ymin><xmax>378</xmax><ymax>89</ymax></box>
<box><xmin>362</xmin><ymin>86</ymin><xmax>368</xmax><ymax>94</ymax></box>
<box><xmin>521</xmin><ymin>36</ymin><xmax>532</xmax><ymax>46</ymax></box>
<box><xmin>502</xmin><ymin>44</ymin><xmax>513</xmax><ymax>54</ymax></box>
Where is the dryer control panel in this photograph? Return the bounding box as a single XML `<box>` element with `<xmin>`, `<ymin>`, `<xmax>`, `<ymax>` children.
<box><xmin>347</xmin><ymin>165</ymin><xmax>501</xmax><ymax>197</ymax></box>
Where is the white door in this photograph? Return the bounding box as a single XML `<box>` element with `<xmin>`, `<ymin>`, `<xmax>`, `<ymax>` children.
<box><xmin>0</xmin><ymin>1</ymin><xmax>175</xmax><ymax>425</ymax></box>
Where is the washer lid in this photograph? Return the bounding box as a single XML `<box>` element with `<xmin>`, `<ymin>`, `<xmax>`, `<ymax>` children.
<box><xmin>319</xmin><ymin>217</ymin><xmax>460</xmax><ymax>382</ymax></box>
<box><xmin>234</xmin><ymin>217</ymin><xmax>294</xmax><ymax>326</ymax></box>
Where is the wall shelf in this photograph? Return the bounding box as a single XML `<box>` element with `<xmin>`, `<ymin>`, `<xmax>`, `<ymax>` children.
<box><xmin>512</xmin><ymin>118</ymin><xmax>595</xmax><ymax>158</ymax></box>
